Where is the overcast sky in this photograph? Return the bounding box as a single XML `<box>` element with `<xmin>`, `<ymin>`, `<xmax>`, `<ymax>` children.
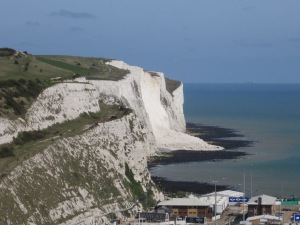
<box><xmin>1</xmin><ymin>0</ymin><xmax>300</xmax><ymax>83</ymax></box>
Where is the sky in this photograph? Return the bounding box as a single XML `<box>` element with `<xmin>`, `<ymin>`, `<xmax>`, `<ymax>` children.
<box><xmin>1</xmin><ymin>0</ymin><xmax>300</xmax><ymax>83</ymax></box>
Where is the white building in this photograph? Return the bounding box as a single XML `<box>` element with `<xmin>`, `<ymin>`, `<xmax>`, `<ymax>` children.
<box><xmin>200</xmin><ymin>190</ymin><xmax>244</xmax><ymax>214</ymax></box>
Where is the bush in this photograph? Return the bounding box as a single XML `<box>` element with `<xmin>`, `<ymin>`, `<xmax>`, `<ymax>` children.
<box><xmin>72</xmin><ymin>73</ymin><xmax>80</xmax><ymax>79</ymax></box>
<box><xmin>125</xmin><ymin>163</ymin><xmax>146</xmax><ymax>202</ymax></box>
<box><xmin>0</xmin><ymin>145</ymin><xmax>15</xmax><ymax>158</ymax></box>
<box><xmin>13</xmin><ymin>130</ymin><xmax>48</xmax><ymax>145</ymax></box>
<box><xmin>4</xmin><ymin>94</ymin><xmax>25</xmax><ymax>115</ymax></box>
<box><xmin>0</xmin><ymin>47</ymin><xmax>16</xmax><ymax>57</ymax></box>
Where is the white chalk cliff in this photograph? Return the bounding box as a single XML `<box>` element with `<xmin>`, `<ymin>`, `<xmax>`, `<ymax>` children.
<box><xmin>0</xmin><ymin>60</ymin><xmax>221</xmax><ymax>225</ymax></box>
<box><xmin>91</xmin><ymin>60</ymin><xmax>222</xmax><ymax>151</ymax></box>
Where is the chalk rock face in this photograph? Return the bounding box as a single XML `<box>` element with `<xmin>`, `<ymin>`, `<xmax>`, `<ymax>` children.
<box><xmin>0</xmin><ymin>59</ymin><xmax>221</xmax><ymax>224</ymax></box>
<box><xmin>0</xmin><ymin>59</ymin><xmax>220</xmax><ymax>151</ymax></box>
<box><xmin>0</xmin><ymin>114</ymin><xmax>161</xmax><ymax>225</ymax></box>
<box><xmin>0</xmin><ymin>117</ymin><xmax>25</xmax><ymax>145</ymax></box>
<box><xmin>26</xmin><ymin>82</ymin><xmax>100</xmax><ymax>130</ymax></box>
<box><xmin>0</xmin><ymin>82</ymin><xmax>100</xmax><ymax>145</ymax></box>
<box><xmin>106</xmin><ymin>60</ymin><xmax>222</xmax><ymax>151</ymax></box>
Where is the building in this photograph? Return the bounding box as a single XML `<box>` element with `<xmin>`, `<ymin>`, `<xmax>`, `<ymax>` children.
<box><xmin>247</xmin><ymin>195</ymin><xmax>277</xmax><ymax>217</ymax></box>
<box><xmin>246</xmin><ymin>215</ymin><xmax>282</xmax><ymax>225</ymax></box>
<box><xmin>199</xmin><ymin>194</ymin><xmax>228</xmax><ymax>215</ymax></box>
<box><xmin>203</xmin><ymin>190</ymin><xmax>245</xmax><ymax>212</ymax></box>
<box><xmin>157</xmin><ymin>198</ymin><xmax>213</xmax><ymax>219</ymax></box>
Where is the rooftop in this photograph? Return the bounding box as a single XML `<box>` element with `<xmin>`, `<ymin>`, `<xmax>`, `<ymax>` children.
<box><xmin>204</xmin><ymin>190</ymin><xmax>244</xmax><ymax>198</ymax></box>
<box><xmin>248</xmin><ymin>194</ymin><xmax>277</xmax><ymax>205</ymax></box>
<box><xmin>246</xmin><ymin>215</ymin><xmax>282</xmax><ymax>222</ymax></box>
<box><xmin>158</xmin><ymin>198</ymin><xmax>211</xmax><ymax>207</ymax></box>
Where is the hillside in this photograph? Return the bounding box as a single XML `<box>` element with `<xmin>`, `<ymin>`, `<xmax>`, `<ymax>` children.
<box><xmin>0</xmin><ymin>48</ymin><xmax>221</xmax><ymax>224</ymax></box>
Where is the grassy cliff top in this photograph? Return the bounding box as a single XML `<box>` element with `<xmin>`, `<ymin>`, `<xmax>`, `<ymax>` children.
<box><xmin>0</xmin><ymin>49</ymin><xmax>129</xmax><ymax>82</ymax></box>
<box><xmin>0</xmin><ymin>48</ymin><xmax>182</xmax><ymax>118</ymax></box>
<box><xmin>0</xmin><ymin>48</ymin><xmax>130</xmax><ymax>119</ymax></box>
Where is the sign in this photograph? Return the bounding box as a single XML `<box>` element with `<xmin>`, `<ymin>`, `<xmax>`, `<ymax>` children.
<box><xmin>294</xmin><ymin>214</ymin><xmax>300</xmax><ymax>222</ymax></box>
<box><xmin>229</xmin><ymin>197</ymin><xmax>249</xmax><ymax>203</ymax></box>
<box><xmin>186</xmin><ymin>217</ymin><xmax>205</xmax><ymax>224</ymax></box>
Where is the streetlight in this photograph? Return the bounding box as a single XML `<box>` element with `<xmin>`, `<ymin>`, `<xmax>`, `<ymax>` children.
<box><xmin>137</xmin><ymin>210</ymin><xmax>141</xmax><ymax>225</ymax></box>
<box><xmin>243</xmin><ymin>169</ymin><xmax>246</xmax><ymax>222</ymax></box>
<box><xmin>250</xmin><ymin>164</ymin><xmax>253</xmax><ymax>198</ymax></box>
<box><xmin>212</xmin><ymin>180</ymin><xmax>218</xmax><ymax>225</ymax></box>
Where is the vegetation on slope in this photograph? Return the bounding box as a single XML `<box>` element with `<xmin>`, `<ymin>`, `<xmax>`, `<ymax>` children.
<box><xmin>0</xmin><ymin>79</ymin><xmax>46</xmax><ymax>118</ymax></box>
<box><xmin>124</xmin><ymin>162</ymin><xmax>156</xmax><ymax>209</ymax></box>
<box><xmin>0</xmin><ymin>102</ymin><xmax>132</xmax><ymax>174</ymax></box>
<box><xmin>0</xmin><ymin>48</ymin><xmax>159</xmax><ymax>223</ymax></box>
<box><xmin>0</xmin><ymin>48</ymin><xmax>17</xmax><ymax>57</ymax></box>
<box><xmin>0</xmin><ymin>48</ymin><xmax>129</xmax><ymax>118</ymax></box>
<box><xmin>36</xmin><ymin>55</ymin><xmax>129</xmax><ymax>81</ymax></box>
<box><xmin>0</xmin><ymin>137</ymin><xmax>134</xmax><ymax>225</ymax></box>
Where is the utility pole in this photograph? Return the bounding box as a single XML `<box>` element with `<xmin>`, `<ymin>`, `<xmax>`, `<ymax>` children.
<box><xmin>212</xmin><ymin>180</ymin><xmax>218</xmax><ymax>225</ymax></box>
<box><xmin>243</xmin><ymin>169</ymin><xmax>246</xmax><ymax>222</ymax></box>
<box><xmin>250</xmin><ymin>164</ymin><xmax>253</xmax><ymax>198</ymax></box>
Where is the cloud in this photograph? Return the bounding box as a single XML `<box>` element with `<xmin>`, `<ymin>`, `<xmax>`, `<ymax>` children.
<box><xmin>49</xmin><ymin>9</ymin><xmax>96</xmax><ymax>19</ymax></box>
<box><xmin>234</xmin><ymin>39</ymin><xmax>272</xmax><ymax>47</ymax></box>
<box><xmin>26</xmin><ymin>21</ymin><xmax>40</xmax><ymax>26</ymax></box>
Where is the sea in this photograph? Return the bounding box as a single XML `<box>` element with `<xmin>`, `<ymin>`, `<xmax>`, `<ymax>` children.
<box><xmin>150</xmin><ymin>83</ymin><xmax>300</xmax><ymax>198</ymax></box>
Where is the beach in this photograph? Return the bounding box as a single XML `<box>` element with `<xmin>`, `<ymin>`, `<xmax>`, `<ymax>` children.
<box><xmin>149</xmin><ymin>123</ymin><xmax>252</xmax><ymax>195</ymax></box>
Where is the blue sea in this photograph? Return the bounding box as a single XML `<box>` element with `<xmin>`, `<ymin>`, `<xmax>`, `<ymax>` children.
<box><xmin>151</xmin><ymin>83</ymin><xmax>300</xmax><ymax>198</ymax></box>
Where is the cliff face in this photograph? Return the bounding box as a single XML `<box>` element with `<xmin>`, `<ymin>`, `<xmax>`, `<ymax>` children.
<box><xmin>0</xmin><ymin>114</ymin><xmax>159</xmax><ymax>225</ymax></box>
<box><xmin>0</xmin><ymin>60</ymin><xmax>221</xmax><ymax>224</ymax></box>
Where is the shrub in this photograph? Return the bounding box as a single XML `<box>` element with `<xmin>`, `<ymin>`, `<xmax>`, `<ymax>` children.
<box><xmin>125</xmin><ymin>163</ymin><xmax>146</xmax><ymax>202</ymax></box>
<box><xmin>13</xmin><ymin>130</ymin><xmax>48</xmax><ymax>145</ymax></box>
<box><xmin>72</xmin><ymin>73</ymin><xmax>80</xmax><ymax>79</ymax></box>
<box><xmin>18</xmin><ymin>78</ymin><xmax>26</xmax><ymax>84</ymax></box>
<box><xmin>0</xmin><ymin>145</ymin><xmax>15</xmax><ymax>158</ymax></box>
<box><xmin>0</xmin><ymin>47</ymin><xmax>16</xmax><ymax>57</ymax></box>
<box><xmin>4</xmin><ymin>94</ymin><xmax>25</xmax><ymax>115</ymax></box>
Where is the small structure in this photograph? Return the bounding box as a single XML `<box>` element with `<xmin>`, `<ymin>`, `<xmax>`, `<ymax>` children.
<box><xmin>199</xmin><ymin>194</ymin><xmax>228</xmax><ymax>215</ymax></box>
<box><xmin>138</xmin><ymin>212</ymin><xmax>168</xmax><ymax>222</ymax></box>
<box><xmin>247</xmin><ymin>195</ymin><xmax>277</xmax><ymax>217</ymax></box>
<box><xmin>157</xmin><ymin>197</ymin><xmax>213</xmax><ymax>219</ymax></box>
<box><xmin>203</xmin><ymin>190</ymin><xmax>245</xmax><ymax>213</ymax></box>
<box><xmin>246</xmin><ymin>215</ymin><xmax>282</xmax><ymax>225</ymax></box>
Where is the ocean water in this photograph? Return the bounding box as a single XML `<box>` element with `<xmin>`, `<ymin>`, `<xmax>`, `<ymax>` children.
<box><xmin>151</xmin><ymin>83</ymin><xmax>300</xmax><ymax>198</ymax></box>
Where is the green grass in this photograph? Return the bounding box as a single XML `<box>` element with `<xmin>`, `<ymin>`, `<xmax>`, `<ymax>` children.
<box><xmin>0</xmin><ymin>53</ymin><xmax>128</xmax><ymax>82</ymax></box>
<box><xmin>36</xmin><ymin>57</ymin><xmax>96</xmax><ymax>77</ymax></box>
<box><xmin>36</xmin><ymin>55</ymin><xmax>129</xmax><ymax>81</ymax></box>
<box><xmin>0</xmin><ymin>79</ymin><xmax>51</xmax><ymax>118</ymax></box>
<box><xmin>0</xmin><ymin>102</ymin><xmax>132</xmax><ymax>174</ymax></box>
<box><xmin>0</xmin><ymin>54</ymin><xmax>74</xmax><ymax>82</ymax></box>
<box><xmin>0</xmin><ymin>53</ymin><xmax>129</xmax><ymax>119</ymax></box>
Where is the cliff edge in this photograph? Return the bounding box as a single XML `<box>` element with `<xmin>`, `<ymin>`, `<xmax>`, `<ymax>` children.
<box><xmin>0</xmin><ymin>55</ymin><xmax>221</xmax><ymax>225</ymax></box>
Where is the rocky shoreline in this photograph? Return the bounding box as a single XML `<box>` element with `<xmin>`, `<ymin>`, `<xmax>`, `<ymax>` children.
<box><xmin>152</xmin><ymin>176</ymin><xmax>228</xmax><ymax>196</ymax></box>
<box><xmin>149</xmin><ymin>123</ymin><xmax>254</xmax><ymax>195</ymax></box>
<box><xmin>186</xmin><ymin>122</ymin><xmax>253</xmax><ymax>149</ymax></box>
